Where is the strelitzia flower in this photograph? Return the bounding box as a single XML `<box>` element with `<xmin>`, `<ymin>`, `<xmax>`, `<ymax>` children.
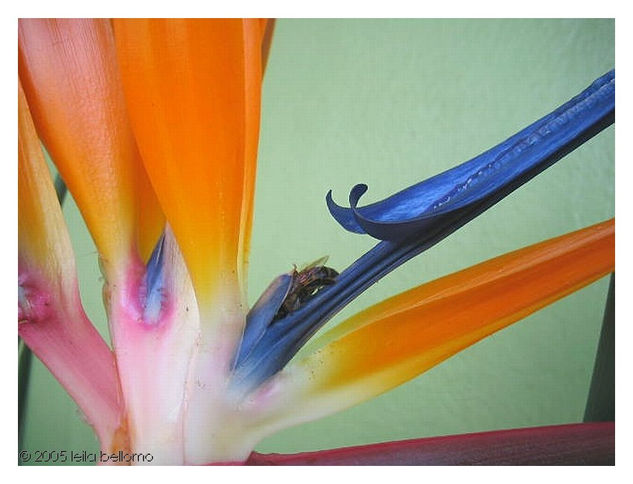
<box><xmin>18</xmin><ymin>19</ymin><xmax>614</xmax><ymax>465</ymax></box>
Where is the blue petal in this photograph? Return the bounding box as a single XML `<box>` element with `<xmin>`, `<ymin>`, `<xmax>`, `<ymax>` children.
<box><xmin>233</xmin><ymin>274</ymin><xmax>294</xmax><ymax>367</ymax></box>
<box><xmin>142</xmin><ymin>232</ymin><xmax>166</xmax><ymax>324</ymax></box>
<box><xmin>328</xmin><ymin>70</ymin><xmax>615</xmax><ymax>241</ymax></box>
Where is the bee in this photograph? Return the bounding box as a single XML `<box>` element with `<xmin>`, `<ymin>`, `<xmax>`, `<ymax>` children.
<box><xmin>275</xmin><ymin>256</ymin><xmax>339</xmax><ymax>320</ymax></box>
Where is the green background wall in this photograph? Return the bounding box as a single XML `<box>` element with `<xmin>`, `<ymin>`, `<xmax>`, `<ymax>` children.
<box><xmin>21</xmin><ymin>19</ymin><xmax>614</xmax><ymax>462</ymax></box>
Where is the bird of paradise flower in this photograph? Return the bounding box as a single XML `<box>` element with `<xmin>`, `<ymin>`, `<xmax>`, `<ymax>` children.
<box><xmin>18</xmin><ymin>19</ymin><xmax>614</xmax><ymax>465</ymax></box>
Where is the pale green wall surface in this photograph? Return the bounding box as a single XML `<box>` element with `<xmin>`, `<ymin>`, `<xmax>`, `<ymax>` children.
<box><xmin>21</xmin><ymin>19</ymin><xmax>614</xmax><ymax>463</ymax></box>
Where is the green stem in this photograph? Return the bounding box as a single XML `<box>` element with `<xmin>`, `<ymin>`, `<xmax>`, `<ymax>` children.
<box><xmin>584</xmin><ymin>273</ymin><xmax>615</xmax><ymax>422</ymax></box>
<box><xmin>18</xmin><ymin>339</ymin><xmax>32</xmax><ymax>455</ymax></box>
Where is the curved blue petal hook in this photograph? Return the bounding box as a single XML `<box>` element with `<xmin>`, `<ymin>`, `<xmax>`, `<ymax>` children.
<box><xmin>328</xmin><ymin>70</ymin><xmax>615</xmax><ymax>241</ymax></box>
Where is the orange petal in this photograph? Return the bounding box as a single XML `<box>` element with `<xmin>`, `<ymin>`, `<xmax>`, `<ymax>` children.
<box><xmin>18</xmin><ymin>18</ymin><xmax>164</xmax><ymax>269</ymax></box>
<box><xmin>269</xmin><ymin>219</ymin><xmax>614</xmax><ymax>427</ymax></box>
<box><xmin>113</xmin><ymin>19</ymin><xmax>262</xmax><ymax>304</ymax></box>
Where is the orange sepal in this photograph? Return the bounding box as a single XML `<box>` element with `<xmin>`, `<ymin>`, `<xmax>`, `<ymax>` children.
<box><xmin>18</xmin><ymin>80</ymin><xmax>73</xmax><ymax>282</ymax></box>
<box><xmin>113</xmin><ymin>19</ymin><xmax>262</xmax><ymax>303</ymax></box>
<box><xmin>18</xmin><ymin>18</ymin><xmax>164</xmax><ymax>269</ymax></box>
<box><xmin>278</xmin><ymin>219</ymin><xmax>614</xmax><ymax>421</ymax></box>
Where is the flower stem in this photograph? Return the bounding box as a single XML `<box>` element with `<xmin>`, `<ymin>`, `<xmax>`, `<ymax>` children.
<box><xmin>18</xmin><ymin>174</ymin><xmax>68</xmax><ymax>453</ymax></box>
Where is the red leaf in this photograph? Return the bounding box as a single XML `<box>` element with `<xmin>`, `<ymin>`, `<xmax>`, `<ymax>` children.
<box><xmin>246</xmin><ymin>422</ymin><xmax>614</xmax><ymax>465</ymax></box>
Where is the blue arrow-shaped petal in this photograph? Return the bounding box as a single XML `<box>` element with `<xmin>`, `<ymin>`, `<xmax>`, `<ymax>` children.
<box><xmin>327</xmin><ymin>70</ymin><xmax>614</xmax><ymax>241</ymax></box>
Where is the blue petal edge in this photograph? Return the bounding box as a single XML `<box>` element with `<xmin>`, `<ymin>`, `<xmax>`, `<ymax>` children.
<box><xmin>328</xmin><ymin>70</ymin><xmax>615</xmax><ymax>241</ymax></box>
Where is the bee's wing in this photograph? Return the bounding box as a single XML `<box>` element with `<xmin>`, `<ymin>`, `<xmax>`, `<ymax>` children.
<box><xmin>299</xmin><ymin>255</ymin><xmax>329</xmax><ymax>271</ymax></box>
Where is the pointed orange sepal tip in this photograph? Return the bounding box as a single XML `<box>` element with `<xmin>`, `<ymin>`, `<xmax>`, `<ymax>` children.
<box><xmin>18</xmin><ymin>18</ymin><xmax>164</xmax><ymax>270</ymax></box>
<box><xmin>113</xmin><ymin>19</ymin><xmax>262</xmax><ymax>303</ymax></box>
<box><xmin>289</xmin><ymin>219</ymin><xmax>614</xmax><ymax>414</ymax></box>
<box><xmin>18</xmin><ymin>80</ymin><xmax>74</xmax><ymax>283</ymax></box>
